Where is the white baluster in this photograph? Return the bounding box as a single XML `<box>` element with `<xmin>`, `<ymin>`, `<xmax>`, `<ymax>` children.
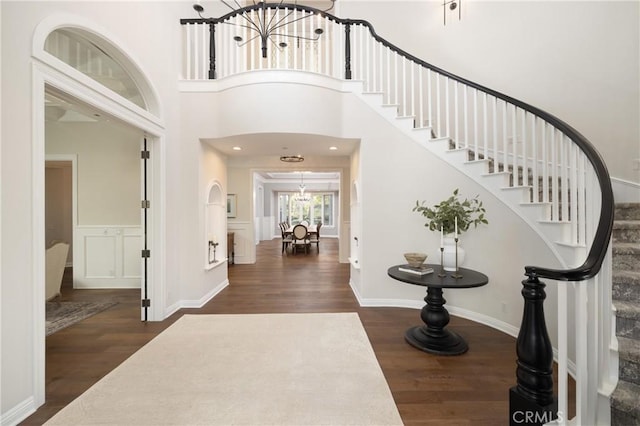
<box><xmin>186</xmin><ymin>24</ymin><xmax>192</xmax><ymax>79</ymax></box>
<box><xmin>445</xmin><ymin>76</ymin><xmax>450</xmax><ymax>138</ymax></box>
<box><xmin>427</xmin><ymin>69</ymin><xmax>432</xmax><ymax>132</ymax></box>
<box><xmin>418</xmin><ymin>66</ymin><xmax>424</xmax><ymax>128</ymax></box>
<box><xmin>454</xmin><ymin>82</ymin><xmax>459</xmax><ymax>148</ymax></box>
<box><xmin>435</xmin><ymin>73</ymin><xmax>441</xmax><ymax>137</ymax></box>
<box><xmin>402</xmin><ymin>57</ymin><xmax>407</xmax><ymax>116</ymax></box>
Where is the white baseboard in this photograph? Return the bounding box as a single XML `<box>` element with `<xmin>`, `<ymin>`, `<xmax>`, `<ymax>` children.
<box><xmin>1</xmin><ymin>396</ymin><xmax>36</xmax><ymax>426</ymax></box>
<box><xmin>164</xmin><ymin>279</ymin><xmax>229</xmax><ymax>318</ymax></box>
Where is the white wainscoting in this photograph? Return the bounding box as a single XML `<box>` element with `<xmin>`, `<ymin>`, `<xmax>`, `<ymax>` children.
<box><xmin>74</xmin><ymin>225</ymin><xmax>142</xmax><ymax>288</ymax></box>
<box><xmin>228</xmin><ymin>221</ymin><xmax>253</xmax><ymax>264</ymax></box>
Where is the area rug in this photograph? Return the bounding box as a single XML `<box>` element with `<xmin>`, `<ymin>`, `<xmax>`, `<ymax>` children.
<box><xmin>45</xmin><ymin>312</ymin><xmax>403</xmax><ymax>425</ymax></box>
<box><xmin>46</xmin><ymin>300</ymin><xmax>118</xmax><ymax>336</ymax></box>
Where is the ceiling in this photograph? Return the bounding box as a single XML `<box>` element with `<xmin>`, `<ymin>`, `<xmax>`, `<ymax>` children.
<box><xmin>202</xmin><ymin>133</ymin><xmax>358</xmax><ymax>158</ymax></box>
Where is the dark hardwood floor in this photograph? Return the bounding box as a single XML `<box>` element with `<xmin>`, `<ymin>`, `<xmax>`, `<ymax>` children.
<box><xmin>23</xmin><ymin>238</ymin><xmax>568</xmax><ymax>425</ymax></box>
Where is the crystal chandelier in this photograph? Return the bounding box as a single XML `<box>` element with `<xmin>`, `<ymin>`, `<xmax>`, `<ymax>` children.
<box><xmin>295</xmin><ymin>172</ymin><xmax>311</xmax><ymax>202</ymax></box>
<box><xmin>193</xmin><ymin>0</ymin><xmax>336</xmax><ymax>58</ymax></box>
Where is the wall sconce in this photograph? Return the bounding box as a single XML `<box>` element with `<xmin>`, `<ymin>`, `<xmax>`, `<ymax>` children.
<box><xmin>443</xmin><ymin>0</ymin><xmax>461</xmax><ymax>25</ymax></box>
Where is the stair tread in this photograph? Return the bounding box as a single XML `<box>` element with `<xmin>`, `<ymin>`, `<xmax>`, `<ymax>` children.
<box><xmin>614</xmin><ymin>220</ymin><xmax>640</xmax><ymax>228</ymax></box>
<box><xmin>611</xmin><ymin>380</ymin><xmax>640</xmax><ymax>416</ymax></box>
<box><xmin>613</xmin><ymin>242</ymin><xmax>640</xmax><ymax>253</ymax></box>
<box><xmin>618</xmin><ymin>336</ymin><xmax>640</xmax><ymax>362</ymax></box>
<box><xmin>614</xmin><ymin>270</ymin><xmax>640</xmax><ymax>283</ymax></box>
<box><xmin>614</xmin><ymin>300</ymin><xmax>640</xmax><ymax>318</ymax></box>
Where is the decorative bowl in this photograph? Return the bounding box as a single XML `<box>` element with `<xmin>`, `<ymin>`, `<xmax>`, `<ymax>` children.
<box><xmin>404</xmin><ymin>252</ymin><xmax>427</xmax><ymax>268</ymax></box>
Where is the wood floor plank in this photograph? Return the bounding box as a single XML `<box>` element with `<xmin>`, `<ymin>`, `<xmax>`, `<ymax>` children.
<box><xmin>21</xmin><ymin>238</ymin><xmax>570</xmax><ymax>425</ymax></box>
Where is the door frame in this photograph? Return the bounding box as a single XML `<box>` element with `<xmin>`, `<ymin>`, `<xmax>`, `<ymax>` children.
<box><xmin>32</xmin><ymin>67</ymin><xmax>165</xmax><ymax>408</ymax></box>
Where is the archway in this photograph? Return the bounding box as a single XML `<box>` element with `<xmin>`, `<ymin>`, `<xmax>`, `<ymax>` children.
<box><xmin>31</xmin><ymin>14</ymin><xmax>165</xmax><ymax>407</ymax></box>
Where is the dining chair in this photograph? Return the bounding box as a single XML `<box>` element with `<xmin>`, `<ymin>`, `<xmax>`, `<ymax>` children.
<box><xmin>291</xmin><ymin>224</ymin><xmax>310</xmax><ymax>254</ymax></box>
<box><xmin>279</xmin><ymin>223</ymin><xmax>292</xmax><ymax>254</ymax></box>
<box><xmin>309</xmin><ymin>222</ymin><xmax>322</xmax><ymax>252</ymax></box>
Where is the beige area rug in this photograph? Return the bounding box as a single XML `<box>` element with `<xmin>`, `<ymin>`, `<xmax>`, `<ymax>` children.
<box><xmin>45</xmin><ymin>312</ymin><xmax>403</xmax><ymax>425</ymax></box>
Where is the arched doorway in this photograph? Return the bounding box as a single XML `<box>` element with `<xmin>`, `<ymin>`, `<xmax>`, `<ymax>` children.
<box><xmin>31</xmin><ymin>14</ymin><xmax>165</xmax><ymax>406</ymax></box>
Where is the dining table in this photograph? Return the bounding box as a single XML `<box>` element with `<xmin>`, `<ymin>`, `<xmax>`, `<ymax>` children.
<box><xmin>284</xmin><ymin>224</ymin><xmax>317</xmax><ymax>237</ymax></box>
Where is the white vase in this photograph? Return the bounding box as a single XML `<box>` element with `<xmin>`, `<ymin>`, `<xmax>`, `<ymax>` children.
<box><xmin>442</xmin><ymin>235</ymin><xmax>465</xmax><ymax>271</ymax></box>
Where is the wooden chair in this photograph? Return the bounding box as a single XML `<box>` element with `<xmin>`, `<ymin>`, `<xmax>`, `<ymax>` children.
<box><xmin>279</xmin><ymin>223</ymin><xmax>292</xmax><ymax>254</ymax></box>
<box><xmin>309</xmin><ymin>222</ymin><xmax>322</xmax><ymax>252</ymax></box>
<box><xmin>291</xmin><ymin>224</ymin><xmax>310</xmax><ymax>254</ymax></box>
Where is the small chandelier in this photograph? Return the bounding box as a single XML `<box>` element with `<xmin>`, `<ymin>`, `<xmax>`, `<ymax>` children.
<box><xmin>193</xmin><ymin>0</ymin><xmax>336</xmax><ymax>58</ymax></box>
<box><xmin>296</xmin><ymin>172</ymin><xmax>311</xmax><ymax>202</ymax></box>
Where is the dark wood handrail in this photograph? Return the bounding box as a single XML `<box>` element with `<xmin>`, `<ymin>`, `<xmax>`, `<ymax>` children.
<box><xmin>180</xmin><ymin>3</ymin><xmax>615</xmax><ymax>282</ymax></box>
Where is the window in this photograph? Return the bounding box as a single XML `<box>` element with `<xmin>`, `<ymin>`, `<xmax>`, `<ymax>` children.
<box><xmin>278</xmin><ymin>192</ymin><xmax>334</xmax><ymax>227</ymax></box>
<box><xmin>44</xmin><ymin>29</ymin><xmax>146</xmax><ymax>109</ymax></box>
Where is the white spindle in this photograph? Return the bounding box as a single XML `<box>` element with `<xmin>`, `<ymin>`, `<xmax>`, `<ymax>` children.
<box><xmin>575</xmin><ymin>282</ymin><xmax>589</xmax><ymax>425</ymax></box>
<box><xmin>401</xmin><ymin>58</ymin><xmax>407</xmax><ymax>116</ymax></box>
<box><xmin>365</xmin><ymin>29</ymin><xmax>370</xmax><ymax>91</ymax></box>
<box><xmin>512</xmin><ymin>106</ymin><xmax>518</xmax><ymax>186</ymax></box>
<box><xmin>463</xmin><ymin>85</ymin><xmax>469</xmax><ymax>149</ymax></box>
<box><xmin>378</xmin><ymin>42</ymin><xmax>383</xmax><ymax>93</ymax></box>
<box><xmin>411</xmin><ymin>62</ymin><xmax>416</xmax><ymax>121</ymax></box>
<box><xmin>531</xmin><ymin>117</ymin><xmax>539</xmax><ymax>202</ymax></box>
<box><xmin>393</xmin><ymin>52</ymin><xmax>398</xmax><ymax>107</ymax></box>
<box><xmin>492</xmin><ymin>96</ymin><xmax>498</xmax><ymax>170</ymax></box>
<box><xmin>557</xmin><ymin>283</ymin><xmax>568</xmax><ymax>426</ymax></box>
<box><xmin>542</xmin><ymin>122</ymin><xmax>549</xmax><ymax>204</ymax></box>
<box><xmin>521</xmin><ymin>111</ymin><xmax>528</xmax><ymax>190</ymax></box>
<box><xmin>578</xmin><ymin>153</ymin><xmax>587</xmax><ymax>244</ymax></box>
<box><xmin>473</xmin><ymin>89</ymin><xmax>478</xmax><ymax>160</ymax></box>
<box><xmin>193</xmin><ymin>25</ymin><xmax>199</xmax><ymax>79</ymax></box>
<box><xmin>435</xmin><ymin>73</ymin><xmax>441</xmax><ymax>137</ymax></box>
<box><xmin>371</xmin><ymin>38</ymin><xmax>376</xmax><ymax>92</ymax></box>
<box><xmin>445</xmin><ymin>77</ymin><xmax>450</xmax><ymax>138</ymax></box>
<box><xmin>483</xmin><ymin>92</ymin><xmax>488</xmax><ymax>159</ymax></box>
<box><xmin>418</xmin><ymin>66</ymin><xmax>424</xmax><ymax>128</ymax></box>
<box><xmin>427</xmin><ymin>69</ymin><xmax>432</xmax><ymax>130</ymax></box>
<box><xmin>551</xmin><ymin>128</ymin><xmax>559</xmax><ymax>220</ymax></box>
<box><xmin>293</xmin><ymin>9</ymin><xmax>298</xmax><ymax>70</ymax></box>
<box><xmin>571</xmin><ymin>143</ymin><xmax>579</xmax><ymax>242</ymax></box>
<box><xmin>454</xmin><ymin>82</ymin><xmax>459</xmax><ymax>148</ymax></box>
<box><xmin>561</xmin><ymin>135</ymin><xmax>569</xmax><ymax>221</ymax></box>
<box><xmin>502</xmin><ymin>101</ymin><xmax>508</xmax><ymax>172</ymax></box>
<box><xmin>186</xmin><ymin>24</ymin><xmax>192</xmax><ymax>79</ymax></box>
<box><xmin>386</xmin><ymin>47</ymin><xmax>391</xmax><ymax>104</ymax></box>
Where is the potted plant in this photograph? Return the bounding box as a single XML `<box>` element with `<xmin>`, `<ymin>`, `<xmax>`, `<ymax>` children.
<box><xmin>413</xmin><ymin>189</ymin><xmax>488</xmax><ymax>270</ymax></box>
<box><xmin>413</xmin><ymin>188</ymin><xmax>488</xmax><ymax>235</ymax></box>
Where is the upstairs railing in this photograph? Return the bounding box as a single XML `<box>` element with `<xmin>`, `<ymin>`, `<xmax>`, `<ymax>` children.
<box><xmin>180</xmin><ymin>4</ymin><xmax>615</xmax><ymax>424</ymax></box>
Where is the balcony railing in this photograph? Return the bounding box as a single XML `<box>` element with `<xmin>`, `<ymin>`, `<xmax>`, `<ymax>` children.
<box><xmin>180</xmin><ymin>4</ymin><xmax>615</xmax><ymax>424</ymax></box>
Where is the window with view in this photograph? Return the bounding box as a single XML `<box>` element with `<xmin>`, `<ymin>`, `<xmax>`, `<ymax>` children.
<box><xmin>278</xmin><ymin>192</ymin><xmax>334</xmax><ymax>227</ymax></box>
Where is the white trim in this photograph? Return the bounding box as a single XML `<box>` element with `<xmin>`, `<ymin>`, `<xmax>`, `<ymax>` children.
<box><xmin>0</xmin><ymin>396</ymin><xmax>36</xmax><ymax>426</ymax></box>
<box><xmin>32</xmin><ymin>13</ymin><xmax>162</xmax><ymax>118</ymax></box>
<box><xmin>30</xmin><ymin>15</ymin><xmax>166</xmax><ymax>419</ymax></box>
<box><xmin>611</xmin><ymin>177</ymin><xmax>640</xmax><ymax>203</ymax></box>
<box><xmin>32</xmin><ymin>70</ymin><xmax>47</xmax><ymax>408</ymax></box>
<box><xmin>164</xmin><ymin>280</ymin><xmax>230</xmax><ymax>318</ymax></box>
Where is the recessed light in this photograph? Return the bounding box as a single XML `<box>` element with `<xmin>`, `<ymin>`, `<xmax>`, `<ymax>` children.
<box><xmin>232</xmin><ymin>146</ymin><xmax>242</xmax><ymax>151</ymax></box>
<box><xmin>329</xmin><ymin>146</ymin><xmax>338</xmax><ymax>151</ymax></box>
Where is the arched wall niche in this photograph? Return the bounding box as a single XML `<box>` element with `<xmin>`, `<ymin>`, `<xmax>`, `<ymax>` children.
<box><xmin>205</xmin><ymin>181</ymin><xmax>226</xmax><ymax>269</ymax></box>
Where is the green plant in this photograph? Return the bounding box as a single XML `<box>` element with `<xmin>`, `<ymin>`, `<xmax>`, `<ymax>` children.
<box><xmin>413</xmin><ymin>188</ymin><xmax>488</xmax><ymax>235</ymax></box>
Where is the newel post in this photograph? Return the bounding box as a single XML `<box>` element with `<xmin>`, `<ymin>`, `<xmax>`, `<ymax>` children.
<box><xmin>509</xmin><ymin>275</ymin><xmax>558</xmax><ymax>426</ymax></box>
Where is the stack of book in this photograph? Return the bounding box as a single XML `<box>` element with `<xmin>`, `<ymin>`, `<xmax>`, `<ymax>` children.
<box><xmin>398</xmin><ymin>264</ymin><xmax>434</xmax><ymax>275</ymax></box>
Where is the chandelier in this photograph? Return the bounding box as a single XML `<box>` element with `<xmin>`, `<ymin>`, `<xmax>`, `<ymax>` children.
<box><xmin>193</xmin><ymin>0</ymin><xmax>336</xmax><ymax>58</ymax></box>
<box><xmin>295</xmin><ymin>172</ymin><xmax>311</xmax><ymax>202</ymax></box>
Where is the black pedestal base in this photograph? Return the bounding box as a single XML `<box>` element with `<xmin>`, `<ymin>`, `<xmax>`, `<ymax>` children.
<box><xmin>509</xmin><ymin>387</ymin><xmax>558</xmax><ymax>426</ymax></box>
<box><xmin>405</xmin><ymin>325</ymin><xmax>469</xmax><ymax>356</ymax></box>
